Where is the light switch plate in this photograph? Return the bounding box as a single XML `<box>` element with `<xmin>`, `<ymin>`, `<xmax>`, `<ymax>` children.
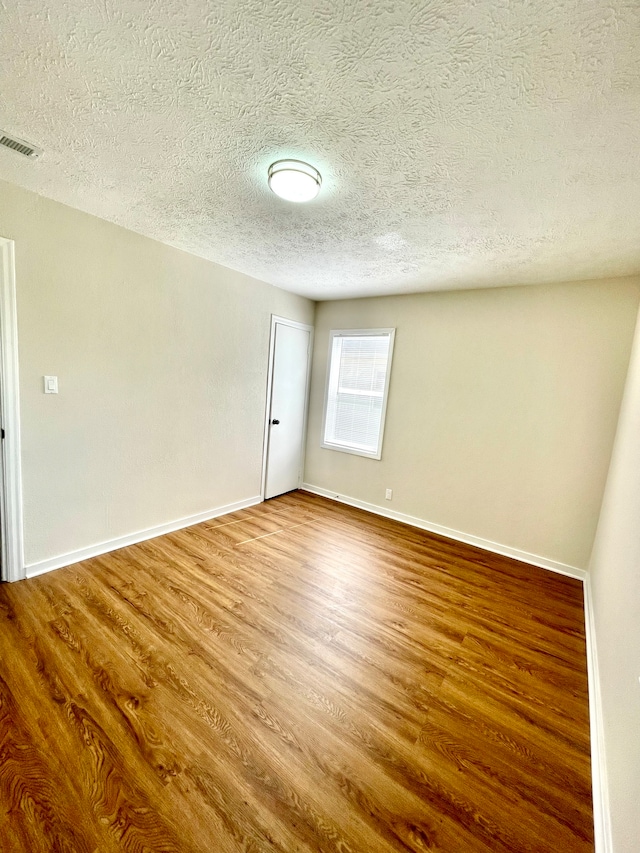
<box><xmin>44</xmin><ymin>375</ymin><xmax>58</xmax><ymax>394</ymax></box>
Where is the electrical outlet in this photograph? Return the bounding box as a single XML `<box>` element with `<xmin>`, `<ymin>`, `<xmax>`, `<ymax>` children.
<box><xmin>385</xmin><ymin>488</ymin><xmax>393</xmax><ymax>501</ymax></box>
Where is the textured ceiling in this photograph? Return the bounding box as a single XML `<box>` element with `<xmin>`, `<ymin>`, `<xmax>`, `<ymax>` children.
<box><xmin>1</xmin><ymin>0</ymin><xmax>640</xmax><ymax>300</ymax></box>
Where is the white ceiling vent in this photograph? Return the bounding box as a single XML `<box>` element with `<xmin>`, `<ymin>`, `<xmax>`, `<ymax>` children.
<box><xmin>0</xmin><ymin>131</ymin><xmax>42</xmax><ymax>159</ymax></box>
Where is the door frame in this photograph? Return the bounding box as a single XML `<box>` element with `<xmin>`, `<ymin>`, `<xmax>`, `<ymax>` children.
<box><xmin>260</xmin><ymin>315</ymin><xmax>314</xmax><ymax>500</ymax></box>
<box><xmin>0</xmin><ymin>238</ymin><xmax>25</xmax><ymax>582</ymax></box>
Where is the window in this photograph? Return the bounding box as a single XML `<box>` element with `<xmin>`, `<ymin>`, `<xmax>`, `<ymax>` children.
<box><xmin>322</xmin><ymin>329</ymin><xmax>395</xmax><ymax>459</ymax></box>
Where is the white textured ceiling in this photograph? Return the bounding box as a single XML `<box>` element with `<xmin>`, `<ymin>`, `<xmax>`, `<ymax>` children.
<box><xmin>1</xmin><ymin>1</ymin><xmax>640</xmax><ymax>300</ymax></box>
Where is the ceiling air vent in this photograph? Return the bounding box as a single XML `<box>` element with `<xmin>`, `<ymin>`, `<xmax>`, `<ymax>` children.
<box><xmin>0</xmin><ymin>131</ymin><xmax>42</xmax><ymax>159</ymax></box>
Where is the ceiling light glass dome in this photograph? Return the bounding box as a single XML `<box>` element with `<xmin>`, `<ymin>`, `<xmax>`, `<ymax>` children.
<box><xmin>268</xmin><ymin>160</ymin><xmax>322</xmax><ymax>203</ymax></box>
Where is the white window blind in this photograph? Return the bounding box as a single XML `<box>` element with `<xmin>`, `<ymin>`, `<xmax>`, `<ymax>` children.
<box><xmin>322</xmin><ymin>329</ymin><xmax>395</xmax><ymax>459</ymax></box>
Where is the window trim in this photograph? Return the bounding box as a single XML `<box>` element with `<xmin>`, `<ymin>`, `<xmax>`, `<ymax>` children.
<box><xmin>321</xmin><ymin>328</ymin><xmax>395</xmax><ymax>460</ymax></box>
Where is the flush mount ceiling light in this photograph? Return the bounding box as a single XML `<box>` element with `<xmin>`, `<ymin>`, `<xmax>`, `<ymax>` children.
<box><xmin>268</xmin><ymin>159</ymin><xmax>322</xmax><ymax>203</ymax></box>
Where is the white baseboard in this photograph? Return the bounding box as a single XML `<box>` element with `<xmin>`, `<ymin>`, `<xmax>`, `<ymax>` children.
<box><xmin>25</xmin><ymin>495</ymin><xmax>262</xmax><ymax>579</ymax></box>
<box><xmin>583</xmin><ymin>575</ymin><xmax>613</xmax><ymax>853</ymax></box>
<box><xmin>302</xmin><ymin>483</ymin><xmax>586</xmax><ymax>580</ymax></box>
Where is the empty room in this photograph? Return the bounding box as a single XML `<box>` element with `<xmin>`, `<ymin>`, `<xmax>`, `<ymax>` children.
<box><xmin>0</xmin><ymin>1</ymin><xmax>638</xmax><ymax>852</ymax></box>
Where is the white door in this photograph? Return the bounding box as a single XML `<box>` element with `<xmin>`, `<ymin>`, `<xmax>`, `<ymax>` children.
<box><xmin>264</xmin><ymin>319</ymin><xmax>312</xmax><ymax>499</ymax></box>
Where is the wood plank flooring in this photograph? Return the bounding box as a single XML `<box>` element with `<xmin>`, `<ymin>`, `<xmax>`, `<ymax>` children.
<box><xmin>0</xmin><ymin>491</ymin><xmax>593</xmax><ymax>852</ymax></box>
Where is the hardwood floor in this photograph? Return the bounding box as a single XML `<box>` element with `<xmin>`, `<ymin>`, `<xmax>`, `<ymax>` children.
<box><xmin>0</xmin><ymin>491</ymin><xmax>593</xmax><ymax>852</ymax></box>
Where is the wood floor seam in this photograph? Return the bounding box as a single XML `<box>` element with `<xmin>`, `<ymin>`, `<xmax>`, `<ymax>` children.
<box><xmin>235</xmin><ymin>519</ymin><xmax>316</xmax><ymax>545</ymax></box>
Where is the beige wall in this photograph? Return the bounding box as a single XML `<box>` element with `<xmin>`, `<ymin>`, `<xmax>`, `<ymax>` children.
<box><xmin>305</xmin><ymin>279</ymin><xmax>640</xmax><ymax>569</ymax></box>
<box><xmin>589</xmin><ymin>305</ymin><xmax>640</xmax><ymax>853</ymax></box>
<box><xmin>0</xmin><ymin>180</ymin><xmax>313</xmax><ymax>567</ymax></box>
